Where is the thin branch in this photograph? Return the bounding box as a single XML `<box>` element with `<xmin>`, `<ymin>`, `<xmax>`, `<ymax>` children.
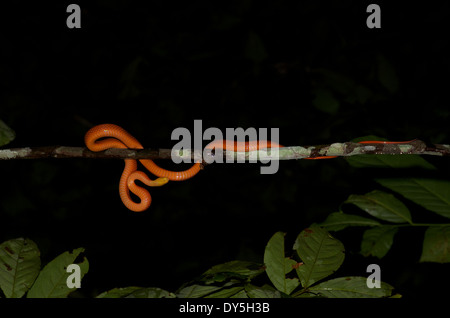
<box><xmin>0</xmin><ymin>146</ymin><xmax>175</xmax><ymax>160</ymax></box>
<box><xmin>0</xmin><ymin>140</ymin><xmax>449</xmax><ymax>161</ymax></box>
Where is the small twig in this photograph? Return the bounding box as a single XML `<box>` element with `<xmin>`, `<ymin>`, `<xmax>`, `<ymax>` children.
<box><xmin>0</xmin><ymin>140</ymin><xmax>448</xmax><ymax>161</ymax></box>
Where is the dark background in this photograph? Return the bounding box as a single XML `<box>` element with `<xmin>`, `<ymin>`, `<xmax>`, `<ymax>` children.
<box><xmin>1</xmin><ymin>0</ymin><xmax>449</xmax><ymax>298</ymax></box>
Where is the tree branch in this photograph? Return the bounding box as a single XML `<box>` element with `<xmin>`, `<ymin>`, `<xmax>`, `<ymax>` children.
<box><xmin>1</xmin><ymin>140</ymin><xmax>449</xmax><ymax>162</ymax></box>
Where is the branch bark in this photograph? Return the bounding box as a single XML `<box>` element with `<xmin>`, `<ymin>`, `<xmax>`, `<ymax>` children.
<box><xmin>0</xmin><ymin>140</ymin><xmax>449</xmax><ymax>161</ymax></box>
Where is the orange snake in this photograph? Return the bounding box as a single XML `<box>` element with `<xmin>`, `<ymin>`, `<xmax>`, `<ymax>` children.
<box><xmin>84</xmin><ymin>123</ymin><xmax>412</xmax><ymax>212</ymax></box>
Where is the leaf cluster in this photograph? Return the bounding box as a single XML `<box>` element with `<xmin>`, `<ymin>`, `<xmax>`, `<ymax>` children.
<box><xmin>0</xmin><ymin>238</ymin><xmax>88</xmax><ymax>298</ymax></box>
<box><xmin>319</xmin><ymin>140</ymin><xmax>450</xmax><ymax>262</ymax></box>
<box><xmin>97</xmin><ymin>224</ymin><xmax>395</xmax><ymax>299</ymax></box>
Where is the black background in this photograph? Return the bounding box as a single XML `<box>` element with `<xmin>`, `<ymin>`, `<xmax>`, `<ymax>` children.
<box><xmin>1</xmin><ymin>0</ymin><xmax>449</xmax><ymax>299</ymax></box>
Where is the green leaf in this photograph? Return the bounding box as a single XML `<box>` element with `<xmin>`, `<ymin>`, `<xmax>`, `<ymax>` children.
<box><xmin>353</xmin><ymin>84</ymin><xmax>373</xmax><ymax>104</ymax></box>
<box><xmin>97</xmin><ymin>287</ymin><xmax>176</xmax><ymax>298</ymax></box>
<box><xmin>312</xmin><ymin>88</ymin><xmax>340</xmax><ymax>115</ymax></box>
<box><xmin>230</xmin><ymin>289</ymin><xmax>248</xmax><ymax>298</ymax></box>
<box><xmin>0</xmin><ymin>120</ymin><xmax>16</xmax><ymax>147</ymax></box>
<box><xmin>205</xmin><ymin>286</ymin><xmax>245</xmax><ymax>298</ymax></box>
<box><xmin>126</xmin><ymin>287</ymin><xmax>176</xmax><ymax>298</ymax></box>
<box><xmin>97</xmin><ymin>286</ymin><xmax>142</xmax><ymax>298</ymax></box>
<box><xmin>176</xmin><ymin>285</ymin><xmax>222</xmax><ymax>298</ymax></box>
<box><xmin>201</xmin><ymin>260</ymin><xmax>264</xmax><ymax>284</ymax></box>
<box><xmin>245</xmin><ymin>284</ymin><xmax>281</xmax><ymax>298</ymax></box>
<box><xmin>319</xmin><ymin>212</ymin><xmax>382</xmax><ymax>231</ymax></box>
<box><xmin>360</xmin><ymin>226</ymin><xmax>398</xmax><ymax>258</ymax></box>
<box><xmin>0</xmin><ymin>238</ymin><xmax>41</xmax><ymax>298</ymax></box>
<box><xmin>346</xmin><ymin>154</ymin><xmax>436</xmax><ymax>170</ymax></box>
<box><xmin>264</xmin><ymin>232</ymin><xmax>300</xmax><ymax>295</ymax></box>
<box><xmin>293</xmin><ymin>225</ymin><xmax>345</xmax><ymax>288</ymax></box>
<box><xmin>376</xmin><ymin>178</ymin><xmax>450</xmax><ymax>219</ymax></box>
<box><xmin>345</xmin><ymin>190</ymin><xmax>412</xmax><ymax>223</ymax></box>
<box><xmin>27</xmin><ymin>248</ymin><xmax>88</xmax><ymax>298</ymax></box>
<box><xmin>420</xmin><ymin>226</ymin><xmax>450</xmax><ymax>263</ymax></box>
<box><xmin>292</xmin><ymin>291</ymin><xmax>326</xmax><ymax>298</ymax></box>
<box><xmin>309</xmin><ymin>276</ymin><xmax>394</xmax><ymax>298</ymax></box>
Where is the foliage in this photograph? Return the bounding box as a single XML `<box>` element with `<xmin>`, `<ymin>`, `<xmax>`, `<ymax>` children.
<box><xmin>0</xmin><ymin>238</ymin><xmax>88</xmax><ymax>298</ymax></box>
<box><xmin>0</xmin><ymin>226</ymin><xmax>395</xmax><ymax>298</ymax></box>
<box><xmin>0</xmin><ymin>120</ymin><xmax>15</xmax><ymax>147</ymax></box>
<box><xmin>319</xmin><ymin>146</ymin><xmax>450</xmax><ymax>263</ymax></box>
<box><xmin>101</xmin><ymin>224</ymin><xmax>394</xmax><ymax>298</ymax></box>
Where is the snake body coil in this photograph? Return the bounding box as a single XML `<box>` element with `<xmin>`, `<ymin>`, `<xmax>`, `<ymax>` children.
<box><xmin>85</xmin><ymin>124</ymin><xmax>281</xmax><ymax>211</ymax></box>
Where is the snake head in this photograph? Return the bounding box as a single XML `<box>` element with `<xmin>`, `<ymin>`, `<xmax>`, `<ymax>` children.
<box><xmin>152</xmin><ymin>177</ymin><xmax>169</xmax><ymax>187</ymax></box>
